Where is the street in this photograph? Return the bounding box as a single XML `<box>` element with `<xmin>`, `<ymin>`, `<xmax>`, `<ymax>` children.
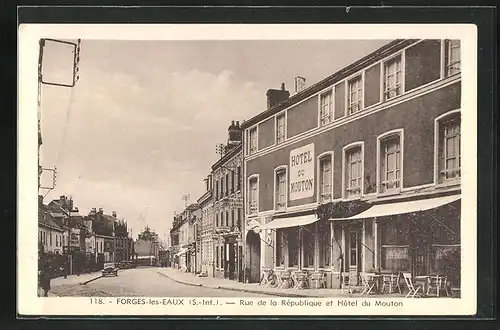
<box><xmin>50</xmin><ymin>267</ymin><xmax>269</xmax><ymax>297</ymax></box>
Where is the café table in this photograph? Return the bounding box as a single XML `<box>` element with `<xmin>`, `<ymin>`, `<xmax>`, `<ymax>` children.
<box><xmin>366</xmin><ymin>273</ymin><xmax>384</xmax><ymax>293</ymax></box>
<box><xmin>413</xmin><ymin>275</ymin><xmax>430</xmax><ymax>295</ymax></box>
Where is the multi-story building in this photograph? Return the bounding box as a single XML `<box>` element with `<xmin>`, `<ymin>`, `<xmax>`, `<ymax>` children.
<box><xmin>212</xmin><ymin>121</ymin><xmax>244</xmax><ymax>281</ymax></box>
<box><xmin>170</xmin><ymin>203</ymin><xmax>200</xmax><ymax>272</ymax></box>
<box><xmin>38</xmin><ymin>196</ymin><xmax>65</xmax><ymax>255</ymax></box>
<box><xmin>197</xmin><ymin>175</ymin><xmax>213</xmax><ymax>276</ymax></box>
<box><xmin>86</xmin><ymin>208</ymin><xmax>116</xmax><ymax>263</ymax></box>
<box><xmin>242</xmin><ymin>39</ymin><xmax>462</xmax><ymax>288</ymax></box>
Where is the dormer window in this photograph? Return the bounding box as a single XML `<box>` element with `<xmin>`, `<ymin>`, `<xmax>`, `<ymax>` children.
<box><xmin>248</xmin><ymin>127</ymin><xmax>257</xmax><ymax>155</ymax></box>
<box><xmin>276</xmin><ymin>113</ymin><xmax>286</xmax><ymax>144</ymax></box>
<box><xmin>347</xmin><ymin>75</ymin><xmax>363</xmax><ymax>115</ymax></box>
<box><xmin>383</xmin><ymin>55</ymin><xmax>402</xmax><ymax>100</ymax></box>
<box><xmin>319</xmin><ymin>90</ymin><xmax>333</xmax><ymax>126</ymax></box>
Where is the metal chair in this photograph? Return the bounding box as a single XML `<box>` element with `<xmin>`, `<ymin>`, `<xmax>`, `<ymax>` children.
<box><xmin>360</xmin><ymin>273</ymin><xmax>376</xmax><ymax>295</ymax></box>
<box><xmin>310</xmin><ymin>272</ymin><xmax>327</xmax><ymax>289</ymax></box>
<box><xmin>341</xmin><ymin>271</ymin><xmax>359</xmax><ymax>294</ymax></box>
<box><xmin>293</xmin><ymin>271</ymin><xmax>309</xmax><ymax>290</ymax></box>
<box><xmin>427</xmin><ymin>275</ymin><xmax>449</xmax><ymax>297</ymax></box>
<box><xmin>278</xmin><ymin>271</ymin><xmax>293</xmax><ymax>289</ymax></box>
<box><xmin>260</xmin><ymin>268</ymin><xmax>273</xmax><ymax>287</ymax></box>
<box><xmin>381</xmin><ymin>272</ymin><xmax>402</xmax><ymax>294</ymax></box>
<box><xmin>403</xmin><ymin>272</ymin><xmax>423</xmax><ymax>298</ymax></box>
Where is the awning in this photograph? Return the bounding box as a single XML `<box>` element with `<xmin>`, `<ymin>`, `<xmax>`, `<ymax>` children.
<box><xmin>331</xmin><ymin>195</ymin><xmax>461</xmax><ymax>221</ymax></box>
<box><xmin>174</xmin><ymin>248</ymin><xmax>188</xmax><ymax>256</ymax></box>
<box><xmin>261</xmin><ymin>214</ymin><xmax>319</xmax><ymax>230</ymax></box>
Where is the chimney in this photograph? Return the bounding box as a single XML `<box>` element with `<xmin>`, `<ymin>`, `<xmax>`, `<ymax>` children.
<box><xmin>98</xmin><ymin>208</ymin><xmax>104</xmax><ymax>214</ymax></box>
<box><xmin>227</xmin><ymin>120</ymin><xmax>242</xmax><ymax>145</ymax></box>
<box><xmin>266</xmin><ymin>83</ymin><xmax>290</xmax><ymax>109</ymax></box>
<box><xmin>112</xmin><ymin>211</ymin><xmax>117</xmax><ymax>218</ymax></box>
<box><xmin>294</xmin><ymin>76</ymin><xmax>306</xmax><ymax>93</ymax></box>
<box><xmin>91</xmin><ymin>207</ymin><xmax>97</xmax><ymax>214</ymax></box>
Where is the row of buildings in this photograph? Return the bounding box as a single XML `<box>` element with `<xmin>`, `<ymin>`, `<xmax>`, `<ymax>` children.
<box><xmin>170</xmin><ymin>39</ymin><xmax>462</xmax><ymax>288</ymax></box>
<box><xmin>38</xmin><ymin>194</ymin><xmax>162</xmax><ymax>273</ymax></box>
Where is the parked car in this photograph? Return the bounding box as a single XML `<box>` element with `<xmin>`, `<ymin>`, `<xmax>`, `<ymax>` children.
<box><xmin>102</xmin><ymin>263</ymin><xmax>118</xmax><ymax>277</ymax></box>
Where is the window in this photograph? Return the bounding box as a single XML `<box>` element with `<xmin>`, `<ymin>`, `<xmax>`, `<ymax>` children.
<box><xmin>276</xmin><ymin>229</ymin><xmax>285</xmax><ymax>267</ymax></box>
<box><xmin>288</xmin><ymin>228</ymin><xmax>299</xmax><ymax>267</ymax></box>
<box><xmin>220</xmin><ymin>245</ymin><xmax>224</xmax><ymax>269</ymax></box>
<box><xmin>275</xmin><ymin>169</ymin><xmax>286</xmax><ymax>211</ymax></box>
<box><xmin>345</xmin><ymin>146</ymin><xmax>363</xmax><ymax>198</ymax></box>
<box><xmin>276</xmin><ymin>113</ymin><xmax>286</xmax><ymax>144</ymax></box>
<box><xmin>438</xmin><ymin>114</ymin><xmax>461</xmax><ymax>182</ymax></box>
<box><xmin>225</xmin><ymin>173</ymin><xmax>229</xmax><ymax>196</ymax></box>
<box><xmin>379</xmin><ymin>133</ymin><xmax>402</xmax><ymax>193</ymax></box>
<box><xmin>347</xmin><ymin>75</ymin><xmax>363</xmax><ymax>114</ymax></box>
<box><xmin>383</xmin><ymin>55</ymin><xmax>402</xmax><ymax>100</ymax></box>
<box><xmin>248</xmin><ymin>177</ymin><xmax>258</xmax><ymax>215</ymax></box>
<box><xmin>319</xmin><ymin>91</ymin><xmax>333</xmax><ymax>126</ymax></box>
<box><xmin>231</xmin><ymin>171</ymin><xmax>235</xmax><ymax>193</ymax></box>
<box><xmin>381</xmin><ymin>222</ymin><xmax>410</xmax><ymax>271</ymax></box>
<box><xmin>319</xmin><ymin>222</ymin><xmax>331</xmax><ymax>268</ymax></box>
<box><xmin>445</xmin><ymin>40</ymin><xmax>461</xmax><ymax>77</ymax></box>
<box><xmin>215</xmin><ymin>179</ymin><xmax>219</xmax><ymax>200</ymax></box>
<box><xmin>221</xmin><ymin>176</ymin><xmax>225</xmax><ymax>197</ymax></box>
<box><xmin>216</xmin><ymin>246</ymin><xmax>219</xmax><ymax>268</ymax></box>
<box><xmin>303</xmin><ymin>225</ymin><xmax>315</xmax><ymax>268</ymax></box>
<box><xmin>221</xmin><ymin>212</ymin><xmax>224</xmax><ymax>227</ymax></box>
<box><xmin>225</xmin><ymin>211</ymin><xmax>229</xmax><ymax>227</ymax></box>
<box><xmin>237</xmin><ymin>208</ymin><xmax>242</xmax><ymax>229</ymax></box>
<box><xmin>230</xmin><ymin>209</ymin><xmax>235</xmax><ymax>227</ymax></box>
<box><xmin>215</xmin><ymin>213</ymin><xmax>219</xmax><ymax>227</ymax></box>
<box><xmin>319</xmin><ymin>155</ymin><xmax>332</xmax><ymax>203</ymax></box>
<box><xmin>349</xmin><ymin>231</ymin><xmax>358</xmax><ymax>267</ymax></box>
<box><xmin>248</xmin><ymin>127</ymin><xmax>257</xmax><ymax>155</ymax></box>
<box><xmin>236</xmin><ymin>166</ymin><xmax>241</xmax><ymax>190</ymax></box>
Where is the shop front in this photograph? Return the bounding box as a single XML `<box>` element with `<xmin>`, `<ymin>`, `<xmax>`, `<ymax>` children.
<box><xmin>214</xmin><ymin>229</ymin><xmax>243</xmax><ymax>281</ymax></box>
<box><xmin>260</xmin><ymin>212</ymin><xmax>337</xmax><ymax>288</ymax></box>
<box><xmin>331</xmin><ymin>194</ymin><xmax>461</xmax><ymax>289</ymax></box>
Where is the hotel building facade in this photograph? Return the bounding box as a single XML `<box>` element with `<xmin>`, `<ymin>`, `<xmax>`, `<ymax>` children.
<box><xmin>242</xmin><ymin>39</ymin><xmax>462</xmax><ymax>288</ymax></box>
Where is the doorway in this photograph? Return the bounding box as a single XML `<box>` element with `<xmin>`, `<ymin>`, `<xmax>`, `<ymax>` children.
<box><xmin>246</xmin><ymin>231</ymin><xmax>261</xmax><ymax>283</ymax></box>
<box><xmin>347</xmin><ymin>229</ymin><xmax>362</xmax><ymax>275</ymax></box>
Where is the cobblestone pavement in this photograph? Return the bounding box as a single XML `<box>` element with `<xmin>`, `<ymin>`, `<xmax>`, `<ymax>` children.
<box><xmin>50</xmin><ymin>267</ymin><xmax>269</xmax><ymax>297</ymax></box>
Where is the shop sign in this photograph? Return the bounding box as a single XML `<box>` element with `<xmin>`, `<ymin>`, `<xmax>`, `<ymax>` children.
<box><xmin>289</xmin><ymin>143</ymin><xmax>315</xmax><ymax>201</ymax></box>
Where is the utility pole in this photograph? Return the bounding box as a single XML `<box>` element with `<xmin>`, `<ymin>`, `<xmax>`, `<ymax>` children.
<box><xmin>216</xmin><ymin>143</ymin><xmax>225</xmax><ymax>159</ymax></box>
<box><xmin>181</xmin><ymin>194</ymin><xmax>190</xmax><ymax>208</ymax></box>
<box><xmin>38</xmin><ymin>38</ymin><xmax>82</xmax><ymax>198</ymax></box>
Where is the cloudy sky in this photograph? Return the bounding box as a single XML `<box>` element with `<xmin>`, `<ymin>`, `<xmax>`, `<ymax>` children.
<box><xmin>39</xmin><ymin>38</ymin><xmax>390</xmax><ymax>242</ymax></box>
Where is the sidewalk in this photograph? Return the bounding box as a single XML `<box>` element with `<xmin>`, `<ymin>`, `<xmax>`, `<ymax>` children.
<box><xmin>51</xmin><ymin>271</ymin><xmax>102</xmax><ymax>287</ymax></box>
<box><xmin>157</xmin><ymin>268</ymin><xmax>345</xmax><ymax>298</ymax></box>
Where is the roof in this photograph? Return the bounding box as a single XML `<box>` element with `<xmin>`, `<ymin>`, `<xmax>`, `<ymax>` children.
<box><xmin>241</xmin><ymin>39</ymin><xmax>415</xmax><ymax>129</ymax></box>
<box><xmin>38</xmin><ymin>208</ymin><xmax>65</xmax><ymax>232</ymax></box>
<box><xmin>211</xmin><ymin>142</ymin><xmax>242</xmax><ymax>171</ymax></box>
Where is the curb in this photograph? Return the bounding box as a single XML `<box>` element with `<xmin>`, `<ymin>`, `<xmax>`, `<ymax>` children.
<box><xmin>81</xmin><ymin>275</ymin><xmax>104</xmax><ymax>285</ymax></box>
<box><xmin>156</xmin><ymin>271</ymin><xmax>310</xmax><ymax>298</ymax></box>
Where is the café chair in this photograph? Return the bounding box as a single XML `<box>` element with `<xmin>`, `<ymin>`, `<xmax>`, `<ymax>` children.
<box><xmin>427</xmin><ymin>275</ymin><xmax>449</xmax><ymax>297</ymax></box>
<box><xmin>310</xmin><ymin>272</ymin><xmax>327</xmax><ymax>289</ymax></box>
<box><xmin>360</xmin><ymin>272</ymin><xmax>376</xmax><ymax>295</ymax></box>
<box><xmin>381</xmin><ymin>272</ymin><xmax>402</xmax><ymax>294</ymax></box>
<box><xmin>403</xmin><ymin>272</ymin><xmax>423</xmax><ymax>298</ymax></box>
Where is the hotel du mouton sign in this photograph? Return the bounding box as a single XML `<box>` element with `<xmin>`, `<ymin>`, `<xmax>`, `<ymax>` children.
<box><xmin>289</xmin><ymin>143</ymin><xmax>315</xmax><ymax>201</ymax></box>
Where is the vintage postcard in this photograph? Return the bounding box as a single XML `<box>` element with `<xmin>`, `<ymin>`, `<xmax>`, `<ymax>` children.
<box><xmin>18</xmin><ymin>23</ymin><xmax>477</xmax><ymax>316</ymax></box>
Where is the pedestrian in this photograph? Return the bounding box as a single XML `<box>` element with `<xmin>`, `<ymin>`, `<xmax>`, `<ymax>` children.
<box><xmin>39</xmin><ymin>260</ymin><xmax>52</xmax><ymax>297</ymax></box>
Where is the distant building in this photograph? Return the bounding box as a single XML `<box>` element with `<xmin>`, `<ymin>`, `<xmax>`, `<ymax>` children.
<box><xmin>211</xmin><ymin>121</ymin><xmax>244</xmax><ymax>282</ymax></box>
<box><xmin>197</xmin><ymin>175</ymin><xmax>213</xmax><ymax>276</ymax></box>
<box><xmin>38</xmin><ymin>196</ymin><xmax>65</xmax><ymax>255</ymax></box>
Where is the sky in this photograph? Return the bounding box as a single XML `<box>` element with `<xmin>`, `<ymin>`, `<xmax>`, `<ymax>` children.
<box><xmin>38</xmin><ymin>39</ymin><xmax>391</xmax><ymax>243</ymax></box>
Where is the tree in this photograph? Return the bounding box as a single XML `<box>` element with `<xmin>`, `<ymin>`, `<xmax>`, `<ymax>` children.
<box><xmin>138</xmin><ymin>226</ymin><xmax>158</xmax><ymax>241</ymax></box>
